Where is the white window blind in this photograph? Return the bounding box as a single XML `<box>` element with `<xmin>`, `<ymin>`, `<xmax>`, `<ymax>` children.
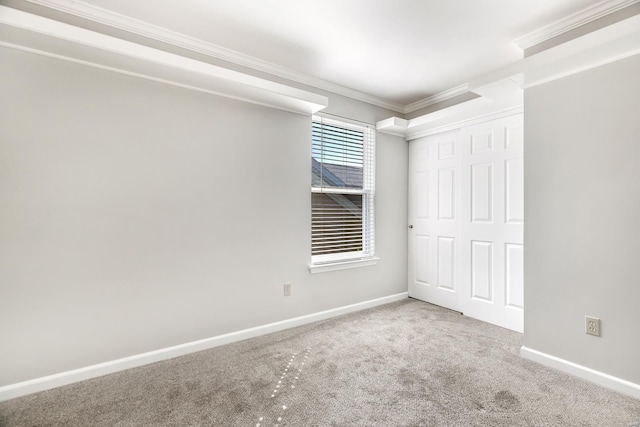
<box><xmin>311</xmin><ymin>115</ymin><xmax>375</xmax><ymax>264</ymax></box>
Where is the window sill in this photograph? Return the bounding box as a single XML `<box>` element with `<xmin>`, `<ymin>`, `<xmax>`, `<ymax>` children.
<box><xmin>308</xmin><ymin>257</ymin><xmax>379</xmax><ymax>274</ymax></box>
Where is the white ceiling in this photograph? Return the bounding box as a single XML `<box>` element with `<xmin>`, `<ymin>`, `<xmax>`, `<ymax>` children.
<box><xmin>45</xmin><ymin>0</ymin><xmax>608</xmax><ymax>106</ymax></box>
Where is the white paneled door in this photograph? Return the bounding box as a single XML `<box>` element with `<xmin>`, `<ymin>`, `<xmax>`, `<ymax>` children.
<box><xmin>408</xmin><ymin>130</ymin><xmax>462</xmax><ymax>313</ymax></box>
<box><xmin>408</xmin><ymin>114</ymin><xmax>524</xmax><ymax>332</ymax></box>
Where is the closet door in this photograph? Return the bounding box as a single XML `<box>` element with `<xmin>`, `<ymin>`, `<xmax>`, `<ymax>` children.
<box><xmin>408</xmin><ymin>114</ymin><xmax>523</xmax><ymax>332</ymax></box>
<box><xmin>459</xmin><ymin>114</ymin><xmax>524</xmax><ymax>332</ymax></box>
<box><xmin>408</xmin><ymin>130</ymin><xmax>462</xmax><ymax>313</ymax></box>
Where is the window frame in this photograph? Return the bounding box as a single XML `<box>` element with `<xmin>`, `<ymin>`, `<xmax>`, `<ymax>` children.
<box><xmin>309</xmin><ymin>114</ymin><xmax>377</xmax><ymax>273</ymax></box>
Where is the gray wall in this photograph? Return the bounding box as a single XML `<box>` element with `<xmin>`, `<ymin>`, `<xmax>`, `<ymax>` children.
<box><xmin>0</xmin><ymin>46</ymin><xmax>408</xmax><ymax>386</ymax></box>
<box><xmin>524</xmin><ymin>54</ymin><xmax>640</xmax><ymax>384</ymax></box>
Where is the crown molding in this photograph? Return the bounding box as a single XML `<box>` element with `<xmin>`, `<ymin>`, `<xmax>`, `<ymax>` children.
<box><xmin>513</xmin><ymin>0</ymin><xmax>639</xmax><ymax>50</ymax></box>
<box><xmin>483</xmin><ymin>12</ymin><xmax>640</xmax><ymax>90</ymax></box>
<box><xmin>407</xmin><ymin>105</ymin><xmax>523</xmax><ymax>141</ymax></box>
<box><xmin>9</xmin><ymin>0</ymin><xmax>526</xmax><ymax>118</ymax></box>
<box><xmin>18</xmin><ymin>0</ymin><xmax>639</xmax><ymax>116</ymax></box>
<box><xmin>0</xmin><ymin>6</ymin><xmax>328</xmax><ymax>115</ymax></box>
<box><xmin>382</xmin><ymin>10</ymin><xmax>640</xmax><ymax>141</ymax></box>
<box><xmin>378</xmin><ymin>96</ymin><xmax>523</xmax><ymax>141</ymax></box>
<box><xmin>403</xmin><ymin>83</ymin><xmax>470</xmax><ymax>114</ymax></box>
<box><xmin>21</xmin><ymin>0</ymin><xmax>405</xmax><ymax>114</ymax></box>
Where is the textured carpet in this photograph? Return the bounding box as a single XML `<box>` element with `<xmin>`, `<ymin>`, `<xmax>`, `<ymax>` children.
<box><xmin>1</xmin><ymin>299</ymin><xmax>639</xmax><ymax>426</ymax></box>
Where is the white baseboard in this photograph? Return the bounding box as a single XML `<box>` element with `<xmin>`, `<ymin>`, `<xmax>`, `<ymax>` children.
<box><xmin>0</xmin><ymin>292</ymin><xmax>408</xmax><ymax>402</ymax></box>
<box><xmin>520</xmin><ymin>346</ymin><xmax>640</xmax><ymax>400</ymax></box>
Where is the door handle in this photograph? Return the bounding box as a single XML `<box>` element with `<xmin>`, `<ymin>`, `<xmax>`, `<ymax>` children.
<box><xmin>408</xmin><ymin>224</ymin><xmax>414</xmax><ymax>229</ymax></box>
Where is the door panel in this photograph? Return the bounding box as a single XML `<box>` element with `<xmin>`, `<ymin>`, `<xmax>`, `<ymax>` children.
<box><xmin>505</xmin><ymin>243</ymin><xmax>524</xmax><ymax>309</ymax></box>
<box><xmin>437</xmin><ymin>236</ymin><xmax>455</xmax><ymax>290</ymax></box>
<box><xmin>471</xmin><ymin>240</ymin><xmax>493</xmax><ymax>301</ymax></box>
<box><xmin>438</xmin><ymin>168</ymin><xmax>456</xmax><ymax>220</ymax></box>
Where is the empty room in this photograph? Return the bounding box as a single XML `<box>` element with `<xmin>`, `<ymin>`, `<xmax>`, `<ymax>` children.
<box><xmin>1</xmin><ymin>0</ymin><xmax>639</xmax><ymax>425</ymax></box>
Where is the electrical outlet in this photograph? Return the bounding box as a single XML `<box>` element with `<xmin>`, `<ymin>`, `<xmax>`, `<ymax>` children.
<box><xmin>585</xmin><ymin>316</ymin><xmax>600</xmax><ymax>337</ymax></box>
<box><xmin>284</xmin><ymin>283</ymin><xmax>292</xmax><ymax>297</ymax></box>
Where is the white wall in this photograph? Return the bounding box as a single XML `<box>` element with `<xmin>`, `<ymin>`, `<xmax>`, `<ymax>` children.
<box><xmin>524</xmin><ymin>54</ymin><xmax>640</xmax><ymax>384</ymax></box>
<box><xmin>0</xmin><ymin>46</ymin><xmax>408</xmax><ymax>386</ymax></box>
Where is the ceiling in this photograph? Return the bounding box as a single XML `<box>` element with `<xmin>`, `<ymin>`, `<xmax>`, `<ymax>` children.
<box><xmin>27</xmin><ymin>0</ymin><xmax>612</xmax><ymax>107</ymax></box>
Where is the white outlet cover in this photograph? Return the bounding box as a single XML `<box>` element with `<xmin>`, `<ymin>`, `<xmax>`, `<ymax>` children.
<box><xmin>585</xmin><ymin>316</ymin><xmax>601</xmax><ymax>337</ymax></box>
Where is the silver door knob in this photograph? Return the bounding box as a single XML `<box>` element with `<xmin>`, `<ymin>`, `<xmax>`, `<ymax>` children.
<box><xmin>408</xmin><ymin>225</ymin><xmax>414</xmax><ymax>229</ymax></box>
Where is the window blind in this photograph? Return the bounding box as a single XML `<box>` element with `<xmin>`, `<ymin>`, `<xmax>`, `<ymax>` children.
<box><xmin>311</xmin><ymin>115</ymin><xmax>375</xmax><ymax>263</ymax></box>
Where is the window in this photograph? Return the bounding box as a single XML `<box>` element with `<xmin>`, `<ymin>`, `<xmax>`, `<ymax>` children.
<box><xmin>310</xmin><ymin>115</ymin><xmax>376</xmax><ymax>269</ymax></box>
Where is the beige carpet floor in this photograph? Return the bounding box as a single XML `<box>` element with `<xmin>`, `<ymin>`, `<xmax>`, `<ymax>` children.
<box><xmin>1</xmin><ymin>298</ymin><xmax>639</xmax><ymax>426</ymax></box>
